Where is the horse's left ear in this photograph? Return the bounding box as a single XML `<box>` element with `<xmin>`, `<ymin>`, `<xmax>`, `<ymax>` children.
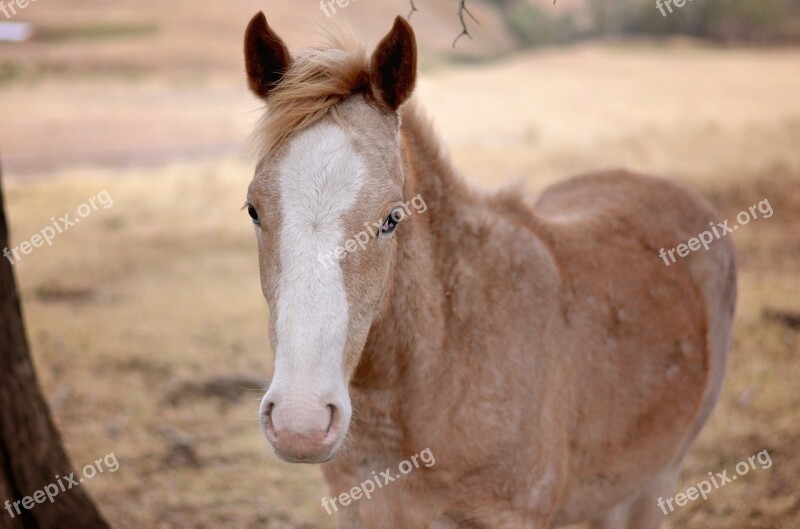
<box><xmin>369</xmin><ymin>16</ymin><xmax>417</xmax><ymax>110</ymax></box>
<box><xmin>244</xmin><ymin>12</ymin><xmax>292</xmax><ymax>100</ymax></box>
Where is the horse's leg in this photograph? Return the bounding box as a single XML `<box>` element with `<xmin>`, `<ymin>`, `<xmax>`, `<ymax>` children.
<box><xmin>433</xmin><ymin>513</ymin><xmax>554</xmax><ymax>529</ymax></box>
<box><xmin>586</xmin><ymin>499</ymin><xmax>631</xmax><ymax>529</ymax></box>
<box><xmin>432</xmin><ymin>497</ymin><xmax>561</xmax><ymax>529</ymax></box>
<box><xmin>588</xmin><ymin>465</ymin><xmax>680</xmax><ymax>529</ymax></box>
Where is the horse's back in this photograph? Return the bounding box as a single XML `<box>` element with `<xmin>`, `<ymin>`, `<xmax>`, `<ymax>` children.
<box><xmin>532</xmin><ymin>170</ymin><xmax>736</xmax><ymax>517</ymax></box>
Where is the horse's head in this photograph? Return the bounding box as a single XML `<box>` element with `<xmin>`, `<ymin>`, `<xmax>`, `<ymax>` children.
<box><xmin>243</xmin><ymin>13</ymin><xmax>417</xmax><ymax>463</ymax></box>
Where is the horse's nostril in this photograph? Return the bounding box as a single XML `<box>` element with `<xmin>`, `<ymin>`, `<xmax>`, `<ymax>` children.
<box><xmin>263</xmin><ymin>402</ymin><xmax>277</xmax><ymax>438</ymax></box>
<box><xmin>325</xmin><ymin>404</ymin><xmax>337</xmax><ymax>435</ymax></box>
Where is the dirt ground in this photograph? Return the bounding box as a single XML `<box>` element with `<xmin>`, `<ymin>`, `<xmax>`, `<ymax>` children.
<box><xmin>1</xmin><ymin>2</ymin><xmax>799</xmax><ymax>528</ymax></box>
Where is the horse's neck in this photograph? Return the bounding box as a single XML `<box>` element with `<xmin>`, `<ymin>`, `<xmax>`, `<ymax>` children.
<box><xmin>352</xmin><ymin>104</ymin><xmax>469</xmax><ymax>396</ymax></box>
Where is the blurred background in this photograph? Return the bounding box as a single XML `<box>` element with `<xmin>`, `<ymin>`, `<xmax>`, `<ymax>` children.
<box><xmin>0</xmin><ymin>0</ymin><xmax>798</xmax><ymax>528</ymax></box>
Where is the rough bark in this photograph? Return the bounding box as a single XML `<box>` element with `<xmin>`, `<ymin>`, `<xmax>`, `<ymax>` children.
<box><xmin>0</xmin><ymin>158</ymin><xmax>112</xmax><ymax>529</ymax></box>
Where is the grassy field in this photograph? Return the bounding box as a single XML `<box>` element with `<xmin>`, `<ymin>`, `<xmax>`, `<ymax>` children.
<box><xmin>2</xmin><ymin>19</ymin><xmax>799</xmax><ymax>529</ymax></box>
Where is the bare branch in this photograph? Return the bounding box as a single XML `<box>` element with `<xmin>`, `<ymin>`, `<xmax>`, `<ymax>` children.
<box><xmin>408</xmin><ymin>0</ymin><xmax>419</xmax><ymax>19</ymax></box>
<box><xmin>453</xmin><ymin>0</ymin><xmax>480</xmax><ymax>48</ymax></box>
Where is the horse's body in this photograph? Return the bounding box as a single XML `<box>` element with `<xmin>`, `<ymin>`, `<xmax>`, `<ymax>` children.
<box><xmin>243</xmin><ymin>14</ymin><xmax>736</xmax><ymax>529</ymax></box>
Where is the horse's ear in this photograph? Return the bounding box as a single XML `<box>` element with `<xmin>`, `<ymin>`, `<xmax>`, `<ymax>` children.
<box><xmin>369</xmin><ymin>16</ymin><xmax>417</xmax><ymax>110</ymax></box>
<box><xmin>244</xmin><ymin>12</ymin><xmax>292</xmax><ymax>100</ymax></box>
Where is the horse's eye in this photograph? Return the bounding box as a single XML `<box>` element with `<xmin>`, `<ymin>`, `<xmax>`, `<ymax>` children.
<box><xmin>380</xmin><ymin>206</ymin><xmax>405</xmax><ymax>235</ymax></box>
<box><xmin>248</xmin><ymin>205</ymin><xmax>260</xmax><ymax>226</ymax></box>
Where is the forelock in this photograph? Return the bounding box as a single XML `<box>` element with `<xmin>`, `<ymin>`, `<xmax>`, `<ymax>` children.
<box><xmin>248</xmin><ymin>28</ymin><xmax>371</xmax><ymax>159</ymax></box>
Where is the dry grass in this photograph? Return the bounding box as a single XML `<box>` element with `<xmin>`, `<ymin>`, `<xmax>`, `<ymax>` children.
<box><xmin>2</xmin><ymin>42</ymin><xmax>799</xmax><ymax>529</ymax></box>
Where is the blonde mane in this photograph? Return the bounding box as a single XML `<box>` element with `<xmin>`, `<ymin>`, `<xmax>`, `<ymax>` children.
<box><xmin>249</xmin><ymin>30</ymin><xmax>371</xmax><ymax>158</ymax></box>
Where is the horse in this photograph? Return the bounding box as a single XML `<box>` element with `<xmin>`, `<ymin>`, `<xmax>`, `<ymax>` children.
<box><xmin>242</xmin><ymin>13</ymin><xmax>737</xmax><ymax>529</ymax></box>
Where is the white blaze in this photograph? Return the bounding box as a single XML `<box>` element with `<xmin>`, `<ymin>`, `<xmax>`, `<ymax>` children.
<box><xmin>266</xmin><ymin>121</ymin><xmax>363</xmax><ymax>430</ymax></box>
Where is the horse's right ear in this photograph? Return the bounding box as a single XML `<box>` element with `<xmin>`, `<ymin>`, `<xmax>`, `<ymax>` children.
<box><xmin>369</xmin><ymin>16</ymin><xmax>417</xmax><ymax>110</ymax></box>
<box><xmin>244</xmin><ymin>12</ymin><xmax>292</xmax><ymax>100</ymax></box>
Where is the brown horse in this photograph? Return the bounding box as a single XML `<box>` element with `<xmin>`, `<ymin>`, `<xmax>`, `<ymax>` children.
<box><xmin>242</xmin><ymin>13</ymin><xmax>736</xmax><ymax>529</ymax></box>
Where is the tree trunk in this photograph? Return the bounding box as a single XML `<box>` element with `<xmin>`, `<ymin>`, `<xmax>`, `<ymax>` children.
<box><xmin>0</xmin><ymin>158</ymin><xmax>112</xmax><ymax>529</ymax></box>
